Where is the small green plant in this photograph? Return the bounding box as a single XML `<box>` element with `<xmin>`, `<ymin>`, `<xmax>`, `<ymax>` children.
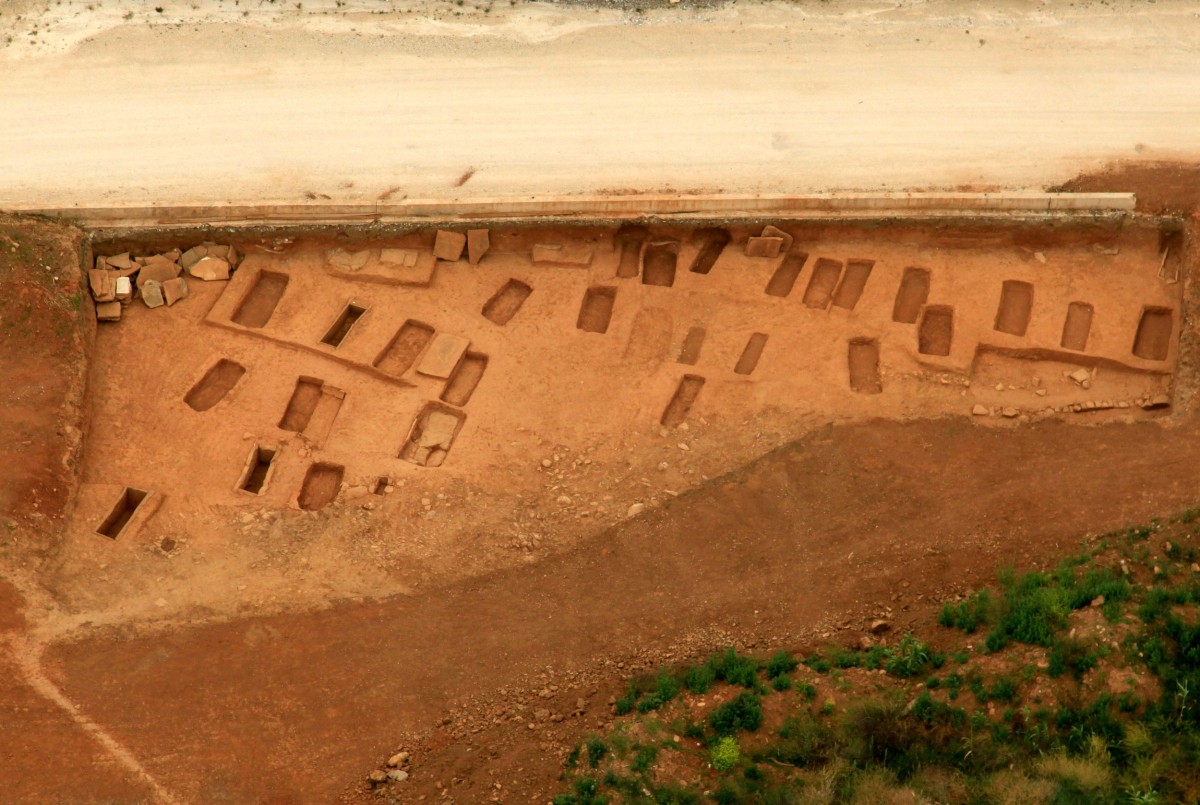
<box><xmin>637</xmin><ymin>672</ymin><xmax>681</xmax><ymax>712</ymax></box>
<box><xmin>684</xmin><ymin>664</ymin><xmax>716</xmax><ymax>694</ymax></box>
<box><xmin>708</xmin><ymin>648</ymin><xmax>760</xmax><ymax>688</ymax></box>
<box><xmin>765</xmin><ymin>650</ymin><xmax>799</xmax><ymax>679</ymax></box>
<box><xmin>631</xmin><ymin>745</ymin><xmax>658</xmax><ymax>773</ymax></box>
<box><xmin>710</xmin><ymin>736</ymin><xmax>740</xmax><ymax>771</ymax></box>
<box><xmin>585</xmin><ymin>736</ymin><xmax>608</xmax><ymax>769</ymax></box>
<box><xmin>709</xmin><ymin>692</ymin><xmax>763</xmax><ymax>735</ymax></box>
<box><xmin>939</xmin><ymin>590</ymin><xmax>993</xmax><ymax>633</ymax></box>
<box><xmin>772</xmin><ymin>675</ymin><xmax>793</xmax><ymax>692</ymax></box>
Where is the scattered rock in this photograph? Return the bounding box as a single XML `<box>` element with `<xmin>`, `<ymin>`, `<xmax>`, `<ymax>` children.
<box><xmin>188</xmin><ymin>256</ymin><xmax>231</xmax><ymax>281</ymax></box>
<box><xmin>433</xmin><ymin>230</ymin><xmax>466</xmax><ymax>261</ymax></box>
<box><xmin>162</xmin><ymin>277</ymin><xmax>189</xmax><ymax>306</ymax></box>
<box><xmin>141</xmin><ymin>280</ymin><xmax>165</xmax><ymax>308</ymax></box>
<box><xmin>467</xmin><ymin>229</ymin><xmax>490</xmax><ymax>264</ymax></box>
<box><xmin>1090</xmin><ymin>595</ymin><xmax>1105</xmax><ymax>608</ymax></box>
<box><xmin>869</xmin><ymin>619</ymin><xmax>891</xmax><ymax>635</ymax></box>
<box><xmin>744</xmin><ymin>236</ymin><xmax>784</xmax><ymax>259</ymax></box>
<box><xmin>386</xmin><ymin>769</ymin><xmax>409</xmax><ymax>783</ymax></box>
<box><xmin>95</xmin><ymin>300</ymin><xmax>122</xmax><ymax>321</ymax></box>
<box><xmin>1068</xmin><ymin>368</ymin><xmax>1091</xmax><ymax>385</ymax></box>
<box><xmin>368</xmin><ymin>770</ymin><xmax>387</xmax><ymax>785</ymax></box>
<box><xmin>627</xmin><ymin>503</ymin><xmax>645</xmax><ymax>517</ymax></box>
<box><xmin>388</xmin><ymin>752</ymin><xmax>410</xmax><ymax>767</ymax></box>
<box><xmin>971</xmin><ymin>404</ymin><xmax>989</xmax><ymax>416</ymax></box>
<box><xmin>1001</xmin><ymin>407</ymin><xmax>1019</xmax><ymax>418</ymax></box>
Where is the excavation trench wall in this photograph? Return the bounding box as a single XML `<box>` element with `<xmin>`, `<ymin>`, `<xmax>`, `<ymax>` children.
<box><xmin>14</xmin><ymin>191</ymin><xmax>1138</xmax><ymax>233</ymax></box>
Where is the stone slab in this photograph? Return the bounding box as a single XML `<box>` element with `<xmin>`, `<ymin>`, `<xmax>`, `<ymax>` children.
<box><xmin>141</xmin><ymin>280</ymin><xmax>165</xmax><ymax>308</ymax></box>
<box><xmin>95</xmin><ymin>301</ymin><xmax>122</xmax><ymax>321</ymax></box>
<box><xmin>433</xmin><ymin>230</ymin><xmax>466</xmax><ymax>262</ymax></box>
<box><xmin>328</xmin><ymin>248</ymin><xmax>370</xmax><ymax>270</ymax></box>
<box><xmin>531</xmin><ymin>243</ymin><xmax>593</xmax><ymax>266</ymax></box>
<box><xmin>136</xmin><ymin>261</ymin><xmax>182</xmax><ymax>288</ymax></box>
<box><xmin>162</xmin><ymin>277</ymin><xmax>189</xmax><ymax>306</ymax></box>
<box><xmin>379</xmin><ymin>248</ymin><xmax>419</xmax><ymax>267</ymax></box>
<box><xmin>188</xmin><ymin>256</ymin><xmax>230</xmax><ymax>281</ymax></box>
<box><xmin>88</xmin><ymin>269</ymin><xmax>115</xmax><ymax>301</ymax></box>
<box><xmin>467</xmin><ymin>229</ymin><xmax>490</xmax><ymax>265</ymax></box>
<box><xmin>761</xmin><ymin>225</ymin><xmax>794</xmax><ymax>254</ymax></box>
<box><xmin>416</xmin><ymin>333</ymin><xmax>470</xmax><ymax>379</ymax></box>
<box><xmin>745</xmin><ymin>236</ymin><xmax>784</xmax><ymax>259</ymax></box>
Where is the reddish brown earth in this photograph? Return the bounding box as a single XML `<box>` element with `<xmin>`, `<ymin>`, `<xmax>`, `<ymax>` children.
<box><xmin>1</xmin><ymin>165</ymin><xmax>1198</xmax><ymax>805</ymax></box>
<box><xmin>0</xmin><ymin>215</ymin><xmax>88</xmax><ymax>533</ymax></box>
<box><xmin>45</xmin><ymin>412</ymin><xmax>1200</xmax><ymax>804</ymax></box>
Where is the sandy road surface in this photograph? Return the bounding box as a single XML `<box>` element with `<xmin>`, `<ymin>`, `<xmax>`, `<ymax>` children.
<box><xmin>1</xmin><ymin>0</ymin><xmax>1198</xmax><ymax>209</ymax></box>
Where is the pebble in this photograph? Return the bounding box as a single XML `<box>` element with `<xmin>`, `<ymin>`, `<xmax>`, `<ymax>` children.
<box><xmin>556</xmin><ymin>495</ymin><xmax>571</xmax><ymax>505</ymax></box>
<box><xmin>386</xmin><ymin>770</ymin><xmax>409</xmax><ymax>783</ymax></box>
<box><xmin>971</xmin><ymin>404</ymin><xmax>988</xmax><ymax>416</ymax></box>
<box><xmin>677</xmin><ymin>443</ymin><xmax>690</xmax><ymax>451</ymax></box>
<box><xmin>541</xmin><ymin>459</ymin><xmax>553</xmax><ymax>468</ymax></box>
<box><xmin>1001</xmin><ymin>407</ymin><xmax>1019</xmax><ymax>418</ymax></box>
<box><xmin>388</xmin><ymin>752</ymin><xmax>409</xmax><ymax>767</ymax></box>
<box><xmin>627</xmin><ymin>503</ymin><xmax>645</xmax><ymax>517</ymax></box>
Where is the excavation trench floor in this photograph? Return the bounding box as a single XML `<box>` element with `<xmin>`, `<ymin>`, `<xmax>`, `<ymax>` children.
<box><xmin>51</xmin><ymin>220</ymin><xmax>1181</xmax><ymax>623</ymax></box>
<box><xmin>27</xmin><ymin>215</ymin><xmax>1192</xmax><ymax>804</ymax></box>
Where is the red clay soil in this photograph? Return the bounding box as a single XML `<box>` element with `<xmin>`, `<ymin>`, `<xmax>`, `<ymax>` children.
<box><xmin>43</xmin><ymin>412</ymin><xmax>1200</xmax><ymax>805</ymax></box>
<box><xmin>1053</xmin><ymin>160</ymin><xmax>1200</xmax><ymax>216</ymax></box>
<box><xmin>0</xmin><ymin>215</ymin><xmax>89</xmax><ymax>533</ymax></box>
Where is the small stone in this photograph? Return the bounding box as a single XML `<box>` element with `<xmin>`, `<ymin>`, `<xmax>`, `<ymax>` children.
<box><xmin>1081</xmin><ymin>380</ymin><xmax>1092</xmax><ymax>390</ymax></box>
<box><xmin>541</xmin><ymin>459</ymin><xmax>553</xmax><ymax>468</ymax></box>
<box><xmin>162</xmin><ymin>276</ymin><xmax>189</xmax><ymax>306</ymax></box>
<box><xmin>857</xmin><ymin>635</ymin><xmax>874</xmax><ymax>651</ymax></box>
<box><xmin>1068</xmin><ymin>368</ymin><xmax>1091</xmax><ymax>385</ymax></box>
<box><xmin>96</xmin><ymin>300</ymin><xmax>122</xmax><ymax>321</ymax></box>
<box><xmin>188</xmin><ymin>256</ymin><xmax>230</xmax><ymax>281</ymax></box>
<box><xmin>1091</xmin><ymin>595</ymin><xmax>1105</xmax><ymax>607</ymax></box>
<box><xmin>677</xmin><ymin>443</ymin><xmax>690</xmax><ymax>451</ymax></box>
<box><xmin>994</xmin><ymin>382</ymin><xmax>1005</xmax><ymax>392</ymax></box>
<box><xmin>1035</xmin><ymin>389</ymin><xmax>1047</xmax><ymax>397</ymax></box>
<box><xmin>387</xmin><ymin>752</ymin><xmax>408</xmax><ymax>767</ymax></box>
<box><xmin>368</xmin><ymin>770</ymin><xmax>387</xmax><ymax>784</ymax></box>
<box><xmin>141</xmin><ymin>280</ymin><xmax>165</xmax><ymax>308</ymax></box>
<box><xmin>556</xmin><ymin>495</ymin><xmax>572</xmax><ymax>505</ymax></box>
<box><xmin>386</xmin><ymin>770</ymin><xmax>409</xmax><ymax>783</ymax></box>
<box><xmin>627</xmin><ymin>503</ymin><xmax>645</xmax><ymax>517</ymax></box>
<box><xmin>657</xmin><ymin>462</ymin><xmax>668</xmax><ymax>471</ymax></box>
<box><xmin>869</xmin><ymin>619</ymin><xmax>891</xmax><ymax>635</ymax></box>
<box><xmin>1001</xmin><ymin>407</ymin><xmax>1019</xmax><ymax>418</ymax></box>
<box><xmin>971</xmin><ymin>404</ymin><xmax>989</xmax><ymax>416</ymax></box>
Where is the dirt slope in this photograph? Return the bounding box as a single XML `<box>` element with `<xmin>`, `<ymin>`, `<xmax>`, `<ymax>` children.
<box><xmin>39</xmin><ymin>410</ymin><xmax>1200</xmax><ymax>805</ymax></box>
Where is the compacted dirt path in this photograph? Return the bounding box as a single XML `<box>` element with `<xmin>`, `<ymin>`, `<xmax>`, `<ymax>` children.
<box><xmin>1</xmin><ymin>0</ymin><xmax>1199</xmax><ymax>208</ymax></box>
<box><xmin>42</xmin><ymin>413</ymin><xmax>1200</xmax><ymax>804</ymax></box>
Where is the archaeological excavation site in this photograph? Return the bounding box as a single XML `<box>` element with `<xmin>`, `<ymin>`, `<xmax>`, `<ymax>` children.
<box><xmin>3</xmin><ymin>1</ymin><xmax>1200</xmax><ymax>803</ymax></box>
<box><xmin>3</xmin><ymin>180</ymin><xmax>1198</xmax><ymax>803</ymax></box>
